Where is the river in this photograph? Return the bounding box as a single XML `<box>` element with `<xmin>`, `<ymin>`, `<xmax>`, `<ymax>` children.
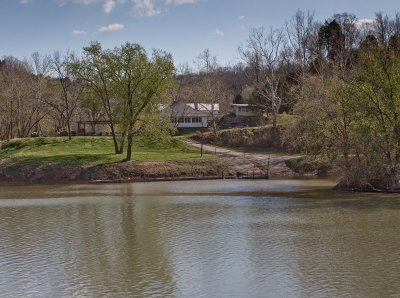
<box><xmin>0</xmin><ymin>179</ymin><xmax>399</xmax><ymax>297</ymax></box>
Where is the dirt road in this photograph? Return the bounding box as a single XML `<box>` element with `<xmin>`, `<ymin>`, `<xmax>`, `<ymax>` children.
<box><xmin>185</xmin><ymin>140</ymin><xmax>301</xmax><ymax>178</ymax></box>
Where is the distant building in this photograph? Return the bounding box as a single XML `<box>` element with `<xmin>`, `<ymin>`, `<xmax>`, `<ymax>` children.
<box><xmin>171</xmin><ymin>102</ymin><xmax>219</xmax><ymax>128</ymax></box>
<box><xmin>75</xmin><ymin>120</ymin><xmax>112</xmax><ymax>136</ymax></box>
<box><xmin>71</xmin><ymin>102</ymin><xmax>220</xmax><ymax>134</ymax></box>
<box><xmin>231</xmin><ymin>104</ymin><xmax>256</xmax><ymax>117</ymax></box>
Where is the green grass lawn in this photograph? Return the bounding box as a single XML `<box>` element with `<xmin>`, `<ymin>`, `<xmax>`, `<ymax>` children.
<box><xmin>0</xmin><ymin>136</ymin><xmax>212</xmax><ymax>170</ymax></box>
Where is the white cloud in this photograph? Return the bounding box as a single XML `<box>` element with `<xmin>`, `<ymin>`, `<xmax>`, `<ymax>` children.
<box><xmin>98</xmin><ymin>23</ymin><xmax>125</xmax><ymax>32</ymax></box>
<box><xmin>238</xmin><ymin>15</ymin><xmax>245</xmax><ymax>21</ymax></box>
<box><xmin>103</xmin><ymin>0</ymin><xmax>116</xmax><ymax>13</ymax></box>
<box><xmin>165</xmin><ymin>0</ymin><xmax>198</xmax><ymax>4</ymax></box>
<box><xmin>356</xmin><ymin>18</ymin><xmax>375</xmax><ymax>28</ymax></box>
<box><xmin>61</xmin><ymin>0</ymin><xmax>199</xmax><ymax>17</ymax></box>
<box><xmin>74</xmin><ymin>0</ymin><xmax>98</xmax><ymax>4</ymax></box>
<box><xmin>133</xmin><ymin>0</ymin><xmax>200</xmax><ymax>17</ymax></box>
<box><xmin>20</xmin><ymin>0</ymin><xmax>30</xmax><ymax>4</ymax></box>
<box><xmin>58</xmin><ymin>0</ymin><xmax>100</xmax><ymax>8</ymax></box>
<box><xmin>72</xmin><ymin>29</ymin><xmax>87</xmax><ymax>35</ymax></box>
<box><xmin>215</xmin><ymin>29</ymin><xmax>224</xmax><ymax>37</ymax></box>
<box><xmin>132</xmin><ymin>0</ymin><xmax>161</xmax><ymax>17</ymax></box>
<box><xmin>59</xmin><ymin>0</ymin><xmax>121</xmax><ymax>12</ymax></box>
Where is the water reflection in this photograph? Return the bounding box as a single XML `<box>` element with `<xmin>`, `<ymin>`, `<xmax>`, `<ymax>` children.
<box><xmin>0</xmin><ymin>200</ymin><xmax>177</xmax><ymax>297</ymax></box>
<box><xmin>0</xmin><ymin>180</ymin><xmax>399</xmax><ymax>297</ymax></box>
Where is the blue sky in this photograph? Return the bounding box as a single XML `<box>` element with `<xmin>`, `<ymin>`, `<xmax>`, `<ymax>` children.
<box><xmin>1</xmin><ymin>0</ymin><xmax>399</xmax><ymax>66</ymax></box>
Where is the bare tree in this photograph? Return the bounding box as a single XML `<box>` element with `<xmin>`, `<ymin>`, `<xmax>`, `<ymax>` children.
<box><xmin>48</xmin><ymin>51</ymin><xmax>82</xmax><ymax>140</ymax></box>
<box><xmin>286</xmin><ymin>10</ymin><xmax>317</xmax><ymax>76</ymax></box>
<box><xmin>374</xmin><ymin>12</ymin><xmax>393</xmax><ymax>47</ymax></box>
<box><xmin>0</xmin><ymin>57</ymin><xmax>45</xmax><ymax>139</ymax></box>
<box><xmin>28</xmin><ymin>52</ymin><xmax>52</xmax><ymax>135</ymax></box>
<box><xmin>239</xmin><ymin>27</ymin><xmax>286</xmax><ymax>129</ymax></box>
<box><xmin>192</xmin><ymin>49</ymin><xmax>230</xmax><ymax>136</ymax></box>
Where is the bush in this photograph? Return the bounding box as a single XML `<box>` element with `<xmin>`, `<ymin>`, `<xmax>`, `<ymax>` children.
<box><xmin>285</xmin><ymin>157</ymin><xmax>331</xmax><ymax>176</ymax></box>
<box><xmin>191</xmin><ymin>126</ymin><xmax>285</xmax><ymax>151</ymax></box>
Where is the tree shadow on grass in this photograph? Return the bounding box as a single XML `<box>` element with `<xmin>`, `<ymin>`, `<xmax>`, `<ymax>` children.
<box><xmin>1</xmin><ymin>153</ymin><xmax>120</xmax><ymax>173</ymax></box>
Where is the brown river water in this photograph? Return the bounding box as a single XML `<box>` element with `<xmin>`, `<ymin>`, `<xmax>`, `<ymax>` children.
<box><xmin>0</xmin><ymin>179</ymin><xmax>399</xmax><ymax>297</ymax></box>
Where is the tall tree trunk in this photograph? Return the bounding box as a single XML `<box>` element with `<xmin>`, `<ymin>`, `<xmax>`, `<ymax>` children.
<box><xmin>124</xmin><ymin>125</ymin><xmax>133</xmax><ymax>162</ymax></box>
<box><xmin>109</xmin><ymin>122</ymin><xmax>121</xmax><ymax>154</ymax></box>
<box><xmin>117</xmin><ymin>128</ymin><xmax>127</xmax><ymax>155</ymax></box>
<box><xmin>9</xmin><ymin>100</ymin><xmax>13</xmax><ymax>140</ymax></box>
<box><xmin>272</xmin><ymin>111</ymin><xmax>277</xmax><ymax>129</ymax></box>
<box><xmin>67</xmin><ymin>118</ymin><xmax>72</xmax><ymax>140</ymax></box>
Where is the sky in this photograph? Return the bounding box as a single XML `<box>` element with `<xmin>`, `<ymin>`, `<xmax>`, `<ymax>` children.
<box><xmin>0</xmin><ymin>0</ymin><xmax>399</xmax><ymax>67</ymax></box>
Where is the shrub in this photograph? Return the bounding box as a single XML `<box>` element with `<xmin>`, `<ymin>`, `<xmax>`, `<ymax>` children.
<box><xmin>285</xmin><ymin>157</ymin><xmax>331</xmax><ymax>176</ymax></box>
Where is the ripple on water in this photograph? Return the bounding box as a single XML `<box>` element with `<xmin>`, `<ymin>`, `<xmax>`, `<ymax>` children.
<box><xmin>0</xmin><ymin>181</ymin><xmax>400</xmax><ymax>297</ymax></box>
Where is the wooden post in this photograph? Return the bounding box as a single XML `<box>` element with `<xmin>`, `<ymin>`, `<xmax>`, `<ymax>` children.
<box><xmin>200</xmin><ymin>130</ymin><xmax>203</xmax><ymax>157</ymax></box>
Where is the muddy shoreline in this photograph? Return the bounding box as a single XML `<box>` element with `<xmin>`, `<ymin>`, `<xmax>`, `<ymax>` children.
<box><xmin>2</xmin><ymin>155</ymin><xmax>395</xmax><ymax>193</ymax></box>
<box><xmin>0</xmin><ymin>157</ymin><xmax>275</xmax><ymax>186</ymax></box>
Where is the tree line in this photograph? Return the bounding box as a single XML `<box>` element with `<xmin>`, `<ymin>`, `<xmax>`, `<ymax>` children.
<box><xmin>2</xmin><ymin>10</ymin><xmax>400</xmax><ymax>189</ymax></box>
<box><xmin>279</xmin><ymin>11</ymin><xmax>400</xmax><ymax>190</ymax></box>
<box><xmin>0</xmin><ymin>42</ymin><xmax>176</xmax><ymax>161</ymax></box>
<box><xmin>177</xmin><ymin>10</ymin><xmax>400</xmax><ymax>190</ymax></box>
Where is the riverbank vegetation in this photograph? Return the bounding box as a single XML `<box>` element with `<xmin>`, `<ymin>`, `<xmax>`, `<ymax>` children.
<box><xmin>192</xmin><ymin>12</ymin><xmax>400</xmax><ymax>191</ymax></box>
<box><xmin>285</xmin><ymin>157</ymin><xmax>332</xmax><ymax>177</ymax></box>
<box><xmin>190</xmin><ymin>124</ymin><xmax>287</xmax><ymax>153</ymax></box>
<box><xmin>282</xmin><ymin>14</ymin><xmax>400</xmax><ymax>191</ymax></box>
<box><xmin>2</xmin><ymin>11</ymin><xmax>400</xmax><ymax>190</ymax></box>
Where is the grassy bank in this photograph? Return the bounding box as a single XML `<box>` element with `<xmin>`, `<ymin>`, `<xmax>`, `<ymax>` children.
<box><xmin>0</xmin><ymin>136</ymin><xmax>210</xmax><ymax>167</ymax></box>
<box><xmin>0</xmin><ymin>137</ymin><xmax>224</xmax><ymax>184</ymax></box>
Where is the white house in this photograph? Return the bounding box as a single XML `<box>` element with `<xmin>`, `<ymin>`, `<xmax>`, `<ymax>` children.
<box><xmin>231</xmin><ymin>104</ymin><xmax>256</xmax><ymax>117</ymax></box>
<box><xmin>171</xmin><ymin>102</ymin><xmax>219</xmax><ymax>128</ymax></box>
<box><xmin>70</xmin><ymin>102</ymin><xmax>220</xmax><ymax>134</ymax></box>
